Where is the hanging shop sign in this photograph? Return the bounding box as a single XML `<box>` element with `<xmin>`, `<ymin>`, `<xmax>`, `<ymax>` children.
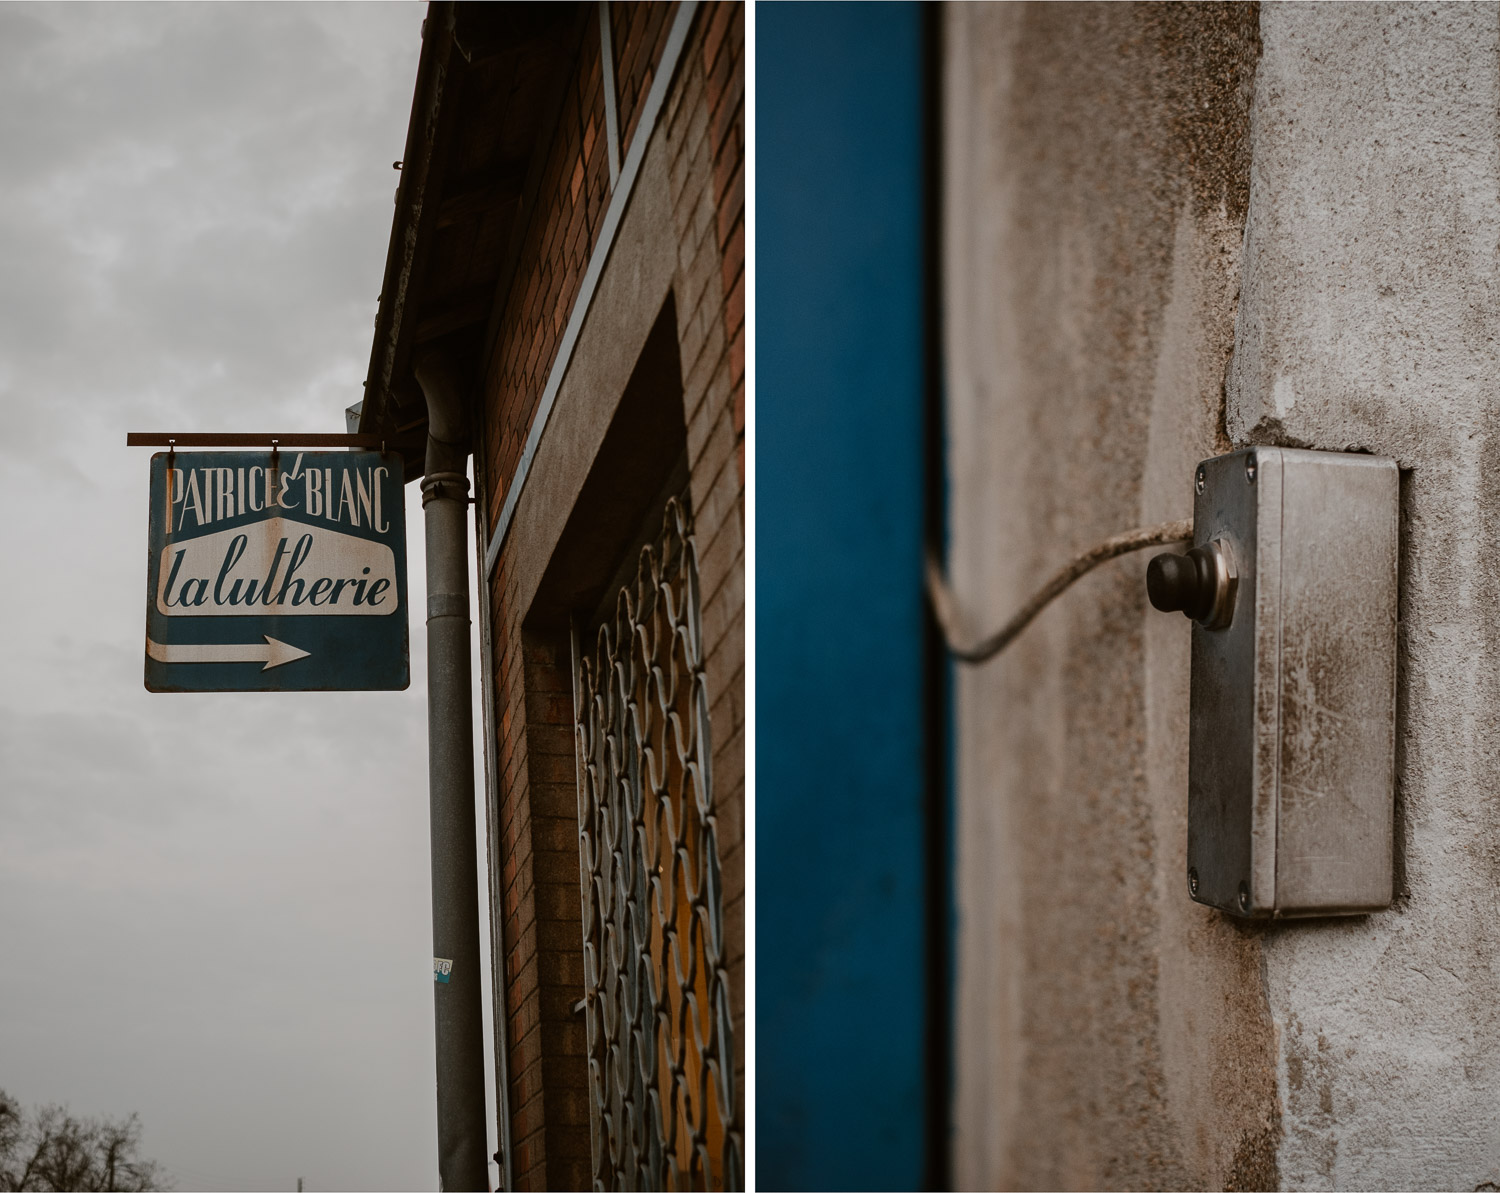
<box><xmin>143</xmin><ymin>449</ymin><xmax>408</xmax><ymax>692</ymax></box>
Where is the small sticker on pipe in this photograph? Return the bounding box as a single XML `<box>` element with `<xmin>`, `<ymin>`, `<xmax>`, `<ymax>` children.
<box><xmin>434</xmin><ymin>957</ymin><xmax>453</xmax><ymax>984</ymax></box>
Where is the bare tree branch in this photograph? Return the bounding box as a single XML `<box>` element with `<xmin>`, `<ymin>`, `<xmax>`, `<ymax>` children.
<box><xmin>0</xmin><ymin>1092</ymin><xmax>168</xmax><ymax>1192</ymax></box>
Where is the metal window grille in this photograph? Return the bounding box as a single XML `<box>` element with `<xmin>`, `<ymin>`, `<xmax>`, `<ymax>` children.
<box><xmin>571</xmin><ymin>497</ymin><xmax>742</xmax><ymax>1191</ymax></box>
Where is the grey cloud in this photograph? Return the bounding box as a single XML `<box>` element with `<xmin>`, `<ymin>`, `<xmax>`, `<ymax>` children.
<box><xmin>0</xmin><ymin>2</ymin><xmax>420</xmax><ymax>468</ymax></box>
<box><xmin>0</xmin><ymin>6</ymin><xmax>456</xmax><ymax>1189</ymax></box>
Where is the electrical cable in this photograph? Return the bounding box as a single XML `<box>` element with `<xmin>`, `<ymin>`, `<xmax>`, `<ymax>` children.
<box><xmin>926</xmin><ymin>519</ymin><xmax>1194</xmax><ymax>663</ymax></box>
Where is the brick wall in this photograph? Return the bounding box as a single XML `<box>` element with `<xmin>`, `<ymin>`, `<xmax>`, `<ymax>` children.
<box><xmin>662</xmin><ymin>0</ymin><xmax>747</xmax><ymax>1114</ymax></box>
<box><xmin>482</xmin><ymin>10</ymin><xmax>610</xmax><ymax>534</ymax></box>
<box><xmin>496</xmin><ymin>628</ymin><xmax>591</xmax><ymax>1190</ymax></box>
<box><xmin>479</xmin><ymin>4</ymin><xmax>745</xmax><ymax>1187</ymax></box>
<box><xmin>611</xmin><ymin>2</ymin><xmax>677</xmax><ymax>159</ymax></box>
<box><xmin>482</xmin><ymin>18</ymin><xmax>611</xmax><ymax>1178</ymax></box>
<box><xmin>703</xmin><ymin>1</ymin><xmax>745</xmax><ymax>484</ymax></box>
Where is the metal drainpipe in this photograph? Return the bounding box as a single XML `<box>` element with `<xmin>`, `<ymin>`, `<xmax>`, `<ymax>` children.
<box><xmin>414</xmin><ymin>354</ymin><xmax>489</xmax><ymax>1192</ymax></box>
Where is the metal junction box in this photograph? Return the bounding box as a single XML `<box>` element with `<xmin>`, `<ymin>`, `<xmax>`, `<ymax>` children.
<box><xmin>1186</xmin><ymin>447</ymin><xmax>1398</xmax><ymax>919</ymax></box>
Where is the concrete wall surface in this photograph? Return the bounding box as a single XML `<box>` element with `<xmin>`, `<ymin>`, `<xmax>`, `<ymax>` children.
<box><xmin>945</xmin><ymin>3</ymin><xmax>1500</xmax><ymax>1189</ymax></box>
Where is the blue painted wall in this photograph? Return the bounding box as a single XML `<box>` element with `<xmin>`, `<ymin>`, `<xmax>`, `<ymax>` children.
<box><xmin>756</xmin><ymin>5</ymin><xmax>929</xmax><ymax>1188</ymax></box>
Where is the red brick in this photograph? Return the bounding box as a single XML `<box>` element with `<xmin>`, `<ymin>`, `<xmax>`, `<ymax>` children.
<box><xmin>715</xmin><ymin>158</ymin><xmax>743</xmax><ymax>248</ymax></box>
<box><xmin>724</xmin><ymin>270</ymin><xmax>743</xmax><ymax>340</ymax></box>
<box><xmin>721</xmin><ymin>213</ymin><xmax>744</xmax><ymax>294</ymax></box>
<box><xmin>702</xmin><ymin>3</ymin><xmax>734</xmax><ymax>75</ymax></box>
<box><xmin>729</xmin><ymin>324</ymin><xmax>744</xmax><ymax>389</ymax></box>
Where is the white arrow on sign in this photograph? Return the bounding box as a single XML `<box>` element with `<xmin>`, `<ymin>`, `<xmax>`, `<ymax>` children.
<box><xmin>146</xmin><ymin>635</ymin><xmax>311</xmax><ymax>671</ymax></box>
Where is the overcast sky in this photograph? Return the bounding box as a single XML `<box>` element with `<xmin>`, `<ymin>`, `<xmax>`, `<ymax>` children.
<box><xmin>0</xmin><ymin>5</ymin><xmax>500</xmax><ymax>1189</ymax></box>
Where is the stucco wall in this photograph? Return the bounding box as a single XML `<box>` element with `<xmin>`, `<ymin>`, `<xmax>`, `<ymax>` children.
<box><xmin>947</xmin><ymin>3</ymin><xmax>1500</xmax><ymax>1189</ymax></box>
<box><xmin>945</xmin><ymin>5</ymin><xmax>1272</xmax><ymax>1186</ymax></box>
<box><xmin>1229</xmin><ymin>5</ymin><xmax>1500</xmax><ymax>1188</ymax></box>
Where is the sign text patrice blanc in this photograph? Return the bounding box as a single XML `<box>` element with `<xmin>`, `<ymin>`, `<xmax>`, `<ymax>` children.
<box><xmin>158</xmin><ymin>456</ymin><xmax>397</xmax><ymax>615</ymax></box>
